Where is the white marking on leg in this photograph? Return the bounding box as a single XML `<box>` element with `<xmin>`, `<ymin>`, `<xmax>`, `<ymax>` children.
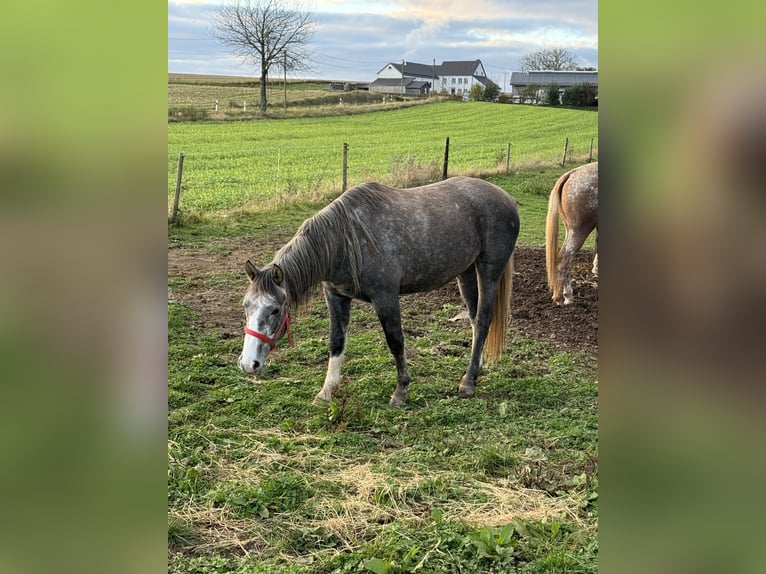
<box><xmin>563</xmin><ymin>280</ymin><xmax>574</xmax><ymax>305</ymax></box>
<box><xmin>315</xmin><ymin>353</ymin><xmax>344</xmax><ymax>402</ymax></box>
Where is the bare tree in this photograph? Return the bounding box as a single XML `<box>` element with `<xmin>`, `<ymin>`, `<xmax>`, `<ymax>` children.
<box><xmin>213</xmin><ymin>0</ymin><xmax>315</xmax><ymax>113</ymax></box>
<box><xmin>520</xmin><ymin>47</ymin><xmax>579</xmax><ymax>71</ymax></box>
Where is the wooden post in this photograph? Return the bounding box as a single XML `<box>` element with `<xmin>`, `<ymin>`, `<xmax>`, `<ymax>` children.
<box><xmin>442</xmin><ymin>136</ymin><xmax>450</xmax><ymax>180</ymax></box>
<box><xmin>284</xmin><ymin>52</ymin><xmax>288</xmax><ymax>113</ymax></box>
<box><xmin>506</xmin><ymin>143</ymin><xmax>511</xmax><ymax>173</ymax></box>
<box><xmin>170</xmin><ymin>153</ymin><xmax>185</xmax><ymax>224</ymax></box>
<box><xmin>589</xmin><ymin>138</ymin><xmax>594</xmax><ymax>162</ymax></box>
<box><xmin>342</xmin><ymin>143</ymin><xmax>348</xmax><ymax>192</ymax></box>
<box><xmin>561</xmin><ymin>137</ymin><xmax>569</xmax><ymax>167</ymax></box>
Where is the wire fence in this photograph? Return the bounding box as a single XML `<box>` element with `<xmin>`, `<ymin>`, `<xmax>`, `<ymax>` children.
<box><xmin>168</xmin><ymin>136</ymin><xmax>597</xmax><ymax>219</ymax></box>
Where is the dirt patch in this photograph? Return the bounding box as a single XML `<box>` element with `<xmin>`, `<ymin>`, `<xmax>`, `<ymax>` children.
<box><xmin>168</xmin><ymin>239</ymin><xmax>597</xmax><ymax>356</ymax></box>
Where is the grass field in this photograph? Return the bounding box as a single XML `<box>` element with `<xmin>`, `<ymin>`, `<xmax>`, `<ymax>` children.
<box><xmin>168</xmin><ymin>74</ymin><xmax>444</xmax><ymax>120</ymax></box>
<box><xmin>168</xmin><ymin>101</ymin><xmax>597</xmax><ymax>216</ymax></box>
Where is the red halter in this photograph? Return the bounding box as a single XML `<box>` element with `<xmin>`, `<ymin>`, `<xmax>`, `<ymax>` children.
<box><xmin>244</xmin><ymin>306</ymin><xmax>294</xmax><ymax>350</ymax></box>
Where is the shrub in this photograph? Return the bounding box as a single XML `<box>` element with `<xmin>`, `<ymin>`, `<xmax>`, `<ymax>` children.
<box><xmin>483</xmin><ymin>83</ymin><xmax>500</xmax><ymax>102</ymax></box>
<box><xmin>544</xmin><ymin>84</ymin><xmax>561</xmax><ymax>106</ymax></box>
<box><xmin>562</xmin><ymin>84</ymin><xmax>598</xmax><ymax>107</ymax></box>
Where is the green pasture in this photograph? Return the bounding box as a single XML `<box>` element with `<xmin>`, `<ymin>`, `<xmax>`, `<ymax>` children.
<box><xmin>168</xmin><ymin>101</ymin><xmax>597</xmax><ymax>216</ymax></box>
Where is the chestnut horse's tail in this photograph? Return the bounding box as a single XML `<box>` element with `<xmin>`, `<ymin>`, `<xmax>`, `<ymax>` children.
<box><xmin>484</xmin><ymin>252</ymin><xmax>514</xmax><ymax>363</ymax></box>
<box><xmin>546</xmin><ymin>171</ymin><xmax>571</xmax><ymax>294</ymax></box>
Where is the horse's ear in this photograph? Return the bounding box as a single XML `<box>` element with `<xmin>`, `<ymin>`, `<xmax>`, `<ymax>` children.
<box><xmin>272</xmin><ymin>264</ymin><xmax>284</xmax><ymax>285</ymax></box>
<box><xmin>245</xmin><ymin>260</ymin><xmax>258</xmax><ymax>282</ymax></box>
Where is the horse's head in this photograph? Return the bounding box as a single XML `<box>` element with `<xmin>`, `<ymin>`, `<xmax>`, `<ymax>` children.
<box><xmin>238</xmin><ymin>260</ymin><xmax>291</xmax><ymax>374</ymax></box>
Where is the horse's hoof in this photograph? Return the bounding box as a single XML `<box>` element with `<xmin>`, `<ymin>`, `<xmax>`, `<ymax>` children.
<box><xmin>389</xmin><ymin>393</ymin><xmax>407</xmax><ymax>407</ymax></box>
<box><xmin>458</xmin><ymin>385</ymin><xmax>475</xmax><ymax>398</ymax></box>
<box><xmin>313</xmin><ymin>393</ymin><xmax>330</xmax><ymax>404</ymax></box>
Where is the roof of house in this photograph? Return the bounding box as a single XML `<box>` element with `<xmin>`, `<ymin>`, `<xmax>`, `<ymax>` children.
<box><xmin>391</xmin><ymin>61</ymin><xmax>437</xmax><ymax>78</ymax></box>
<box><xmin>370</xmin><ymin>78</ymin><xmax>431</xmax><ymax>88</ymax></box>
<box><xmin>510</xmin><ymin>71</ymin><xmax>598</xmax><ymax>86</ymax></box>
<box><xmin>378</xmin><ymin>59</ymin><xmax>489</xmax><ymax>79</ymax></box>
<box><xmin>438</xmin><ymin>60</ymin><xmax>482</xmax><ymax>76</ymax></box>
<box><xmin>474</xmin><ymin>76</ymin><xmax>497</xmax><ymax>89</ymax></box>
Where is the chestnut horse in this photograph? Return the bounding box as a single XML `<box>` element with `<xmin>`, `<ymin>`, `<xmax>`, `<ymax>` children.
<box><xmin>545</xmin><ymin>162</ymin><xmax>598</xmax><ymax>305</ymax></box>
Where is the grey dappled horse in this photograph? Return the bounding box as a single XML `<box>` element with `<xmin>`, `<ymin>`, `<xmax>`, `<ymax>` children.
<box><xmin>238</xmin><ymin>177</ymin><xmax>520</xmax><ymax>406</ymax></box>
<box><xmin>545</xmin><ymin>162</ymin><xmax>599</xmax><ymax>305</ymax></box>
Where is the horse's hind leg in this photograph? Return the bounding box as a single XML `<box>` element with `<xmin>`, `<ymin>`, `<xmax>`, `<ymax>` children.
<box><xmin>371</xmin><ymin>295</ymin><xmax>411</xmax><ymax>407</ymax></box>
<box><xmin>314</xmin><ymin>289</ymin><xmax>352</xmax><ymax>403</ymax></box>
<box><xmin>557</xmin><ymin>225</ymin><xmax>594</xmax><ymax>305</ymax></box>
<box><xmin>458</xmin><ymin>263</ymin><xmax>501</xmax><ymax>398</ymax></box>
<box><xmin>457</xmin><ymin>267</ymin><xmax>483</xmax><ymax>371</ymax></box>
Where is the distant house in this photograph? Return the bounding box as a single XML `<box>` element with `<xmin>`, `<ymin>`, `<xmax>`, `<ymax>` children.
<box><xmin>369</xmin><ymin>59</ymin><xmax>498</xmax><ymax>97</ymax></box>
<box><xmin>510</xmin><ymin>70</ymin><xmax>598</xmax><ymax>103</ymax></box>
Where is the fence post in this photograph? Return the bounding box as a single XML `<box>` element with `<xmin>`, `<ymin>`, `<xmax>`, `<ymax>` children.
<box><xmin>506</xmin><ymin>143</ymin><xmax>511</xmax><ymax>174</ymax></box>
<box><xmin>442</xmin><ymin>136</ymin><xmax>450</xmax><ymax>180</ymax></box>
<box><xmin>170</xmin><ymin>153</ymin><xmax>185</xmax><ymax>224</ymax></box>
<box><xmin>561</xmin><ymin>137</ymin><xmax>569</xmax><ymax>167</ymax></box>
<box><xmin>342</xmin><ymin>143</ymin><xmax>348</xmax><ymax>192</ymax></box>
<box><xmin>589</xmin><ymin>138</ymin><xmax>594</xmax><ymax>162</ymax></box>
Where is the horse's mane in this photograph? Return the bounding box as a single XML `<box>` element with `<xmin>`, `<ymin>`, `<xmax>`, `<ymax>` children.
<box><xmin>273</xmin><ymin>182</ymin><xmax>394</xmax><ymax>306</ymax></box>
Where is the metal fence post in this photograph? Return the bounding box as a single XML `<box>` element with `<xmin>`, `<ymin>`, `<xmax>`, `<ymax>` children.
<box><xmin>561</xmin><ymin>137</ymin><xmax>569</xmax><ymax>167</ymax></box>
<box><xmin>442</xmin><ymin>136</ymin><xmax>450</xmax><ymax>180</ymax></box>
<box><xmin>342</xmin><ymin>143</ymin><xmax>348</xmax><ymax>192</ymax></box>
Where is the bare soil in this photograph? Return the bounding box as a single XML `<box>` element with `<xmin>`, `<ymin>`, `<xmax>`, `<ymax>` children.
<box><xmin>168</xmin><ymin>239</ymin><xmax>597</xmax><ymax>356</ymax></box>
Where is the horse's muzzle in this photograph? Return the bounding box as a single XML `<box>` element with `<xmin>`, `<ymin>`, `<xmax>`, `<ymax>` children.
<box><xmin>238</xmin><ymin>354</ymin><xmax>263</xmax><ymax>374</ymax></box>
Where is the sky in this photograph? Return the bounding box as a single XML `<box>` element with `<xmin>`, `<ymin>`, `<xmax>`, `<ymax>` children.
<box><xmin>168</xmin><ymin>0</ymin><xmax>598</xmax><ymax>87</ymax></box>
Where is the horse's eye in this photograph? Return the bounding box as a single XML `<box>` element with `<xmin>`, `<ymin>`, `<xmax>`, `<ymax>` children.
<box><xmin>270</xmin><ymin>308</ymin><xmax>279</xmax><ymax>316</ymax></box>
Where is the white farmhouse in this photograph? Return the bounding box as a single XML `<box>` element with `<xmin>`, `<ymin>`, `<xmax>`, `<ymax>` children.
<box><xmin>370</xmin><ymin>59</ymin><xmax>498</xmax><ymax>97</ymax></box>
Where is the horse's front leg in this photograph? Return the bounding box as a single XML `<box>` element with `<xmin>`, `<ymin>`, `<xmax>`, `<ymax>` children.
<box><xmin>372</xmin><ymin>296</ymin><xmax>410</xmax><ymax>407</ymax></box>
<box><xmin>314</xmin><ymin>289</ymin><xmax>352</xmax><ymax>403</ymax></box>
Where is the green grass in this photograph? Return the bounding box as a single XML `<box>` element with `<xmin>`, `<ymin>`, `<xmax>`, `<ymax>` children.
<box><xmin>168</xmin><ymin>165</ymin><xmax>594</xmax><ymax>251</ymax></box>
<box><xmin>168</xmin><ymin>101</ymin><xmax>597</xmax><ymax>216</ymax></box>
<box><xmin>168</xmin><ymin>295</ymin><xmax>597</xmax><ymax>572</ymax></box>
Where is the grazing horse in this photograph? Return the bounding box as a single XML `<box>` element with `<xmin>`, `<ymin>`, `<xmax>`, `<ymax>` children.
<box><xmin>545</xmin><ymin>162</ymin><xmax>598</xmax><ymax>305</ymax></box>
<box><xmin>238</xmin><ymin>177</ymin><xmax>520</xmax><ymax>406</ymax></box>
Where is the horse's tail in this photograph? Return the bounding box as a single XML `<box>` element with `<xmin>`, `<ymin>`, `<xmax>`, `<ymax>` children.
<box><xmin>546</xmin><ymin>171</ymin><xmax>569</xmax><ymax>293</ymax></box>
<box><xmin>484</xmin><ymin>252</ymin><xmax>514</xmax><ymax>363</ymax></box>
